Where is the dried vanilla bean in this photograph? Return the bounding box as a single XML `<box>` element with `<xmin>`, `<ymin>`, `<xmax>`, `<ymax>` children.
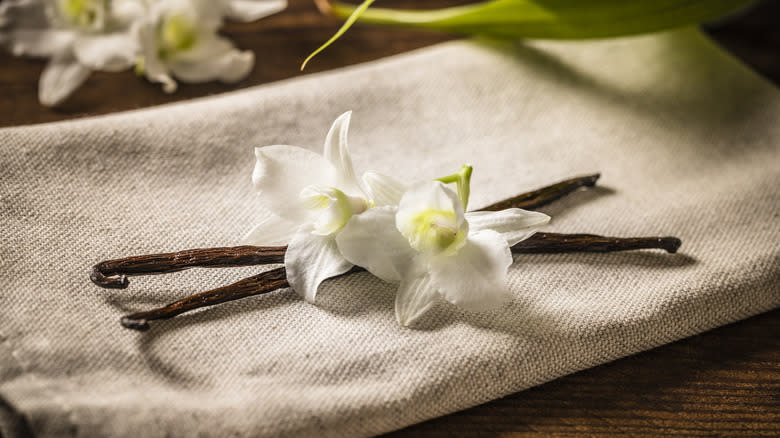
<box><xmin>91</xmin><ymin>246</ymin><xmax>285</xmax><ymax>289</ymax></box>
<box><xmin>480</xmin><ymin>173</ymin><xmax>600</xmax><ymax>211</ymax></box>
<box><xmin>513</xmin><ymin>233</ymin><xmax>681</xmax><ymax>254</ymax></box>
<box><xmin>120</xmin><ymin>267</ymin><xmax>289</xmax><ymax>331</ymax></box>
<box><xmin>117</xmin><ymin>233</ymin><xmax>680</xmax><ymax>331</ymax></box>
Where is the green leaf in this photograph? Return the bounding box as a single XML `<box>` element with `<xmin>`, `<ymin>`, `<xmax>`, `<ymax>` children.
<box><xmin>326</xmin><ymin>0</ymin><xmax>755</xmax><ymax>40</ymax></box>
<box><xmin>301</xmin><ymin>0</ymin><xmax>376</xmax><ymax>70</ymax></box>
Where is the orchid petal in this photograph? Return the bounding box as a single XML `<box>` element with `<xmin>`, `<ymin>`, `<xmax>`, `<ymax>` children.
<box><xmin>395</xmin><ymin>273</ymin><xmax>437</xmax><ymax>327</ymax></box>
<box><xmin>465</xmin><ymin>208</ymin><xmax>550</xmax><ymax>246</ymax></box>
<box><xmin>169</xmin><ymin>38</ymin><xmax>254</xmax><ymax>83</ymax></box>
<box><xmin>38</xmin><ymin>53</ymin><xmax>91</xmax><ymax>107</ymax></box>
<box><xmin>225</xmin><ymin>0</ymin><xmax>287</xmax><ymax>22</ymax></box>
<box><xmin>146</xmin><ymin>68</ymin><xmax>177</xmax><ymax>93</ymax></box>
<box><xmin>164</xmin><ymin>30</ymin><xmax>222</xmax><ymax>61</ymax></box>
<box><xmin>336</xmin><ymin>206</ymin><xmax>415</xmax><ymax>283</ymax></box>
<box><xmin>285</xmin><ymin>225</ymin><xmax>354</xmax><ymax>302</ymax></box>
<box><xmin>362</xmin><ymin>171</ymin><xmax>407</xmax><ymax>206</ymax></box>
<box><xmin>138</xmin><ymin>21</ymin><xmax>177</xmax><ymax>93</ymax></box>
<box><xmin>253</xmin><ymin>145</ymin><xmax>337</xmax><ymax>224</ymax></box>
<box><xmin>322</xmin><ymin>111</ymin><xmax>365</xmax><ymax>197</ymax></box>
<box><xmin>243</xmin><ymin>212</ymin><xmax>299</xmax><ymax>246</ymax></box>
<box><xmin>73</xmin><ymin>33</ymin><xmax>137</xmax><ymax>72</ymax></box>
<box><xmin>429</xmin><ymin>229</ymin><xmax>513</xmax><ymax>312</ymax></box>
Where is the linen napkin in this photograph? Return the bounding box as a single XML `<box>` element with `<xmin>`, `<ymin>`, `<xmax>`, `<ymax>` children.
<box><xmin>1</xmin><ymin>29</ymin><xmax>778</xmax><ymax>437</ymax></box>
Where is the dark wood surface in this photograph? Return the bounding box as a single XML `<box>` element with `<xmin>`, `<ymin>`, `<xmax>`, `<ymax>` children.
<box><xmin>387</xmin><ymin>309</ymin><xmax>780</xmax><ymax>437</ymax></box>
<box><xmin>2</xmin><ymin>0</ymin><xmax>778</xmax><ymax>436</ymax></box>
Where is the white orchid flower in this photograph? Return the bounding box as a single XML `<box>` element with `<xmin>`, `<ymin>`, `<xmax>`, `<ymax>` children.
<box><xmin>246</xmin><ymin>111</ymin><xmax>406</xmax><ymax>302</ymax></box>
<box><xmin>0</xmin><ymin>0</ymin><xmax>145</xmax><ymax>106</ymax></box>
<box><xmin>336</xmin><ymin>167</ymin><xmax>551</xmax><ymax>327</ymax></box>
<box><xmin>136</xmin><ymin>0</ymin><xmax>285</xmax><ymax>93</ymax></box>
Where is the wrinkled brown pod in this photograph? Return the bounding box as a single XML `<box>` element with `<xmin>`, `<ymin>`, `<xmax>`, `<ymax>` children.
<box><xmin>512</xmin><ymin>233</ymin><xmax>681</xmax><ymax>254</ymax></box>
<box><xmin>120</xmin><ymin>267</ymin><xmax>290</xmax><ymax>331</ymax></box>
<box><xmin>117</xmin><ymin>232</ymin><xmax>680</xmax><ymax>331</ymax></box>
<box><xmin>91</xmin><ymin>246</ymin><xmax>285</xmax><ymax>289</ymax></box>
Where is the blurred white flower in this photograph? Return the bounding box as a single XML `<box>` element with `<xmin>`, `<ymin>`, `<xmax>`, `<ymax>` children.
<box><xmin>337</xmin><ymin>173</ymin><xmax>550</xmax><ymax>327</ymax></box>
<box><xmin>0</xmin><ymin>0</ymin><xmax>286</xmax><ymax>104</ymax></box>
<box><xmin>246</xmin><ymin>111</ymin><xmax>405</xmax><ymax>302</ymax></box>
<box><xmin>0</xmin><ymin>0</ymin><xmax>145</xmax><ymax>106</ymax></box>
<box><xmin>136</xmin><ymin>0</ymin><xmax>285</xmax><ymax>93</ymax></box>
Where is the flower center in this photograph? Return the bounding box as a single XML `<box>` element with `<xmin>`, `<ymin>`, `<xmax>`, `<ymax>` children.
<box><xmin>300</xmin><ymin>186</ymin><xmax>369</xmax><ymax>236</ymax></box>
<box><xmin>157</xmin><ymin>13</ymin><xmax>198</xmax><ymax>59</ymax></box>
<box><xmin>405</xmin><ymin>209</ymin><xmax>466</xmax><ymax>255</ymax></box>
<box><xmin>57</xmin><ymin>0</ymin><xmax>106</xmax><ymax>31</ymax></box>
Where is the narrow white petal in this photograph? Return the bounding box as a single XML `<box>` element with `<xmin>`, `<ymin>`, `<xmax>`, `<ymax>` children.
<box><xmin>243</xmin><ymin>212</ymin><xmax>299</xmax><ymax>246</ymax></box>
<box><xmin>336</xmin><ymin>206</ymin><xmax>415</xmax><ymax>283</ymax></box>
<box><xmin>285</xmin><ymin>225</ymin><xmax>354</xmax><ymax>302</ymax></box>
<box><xmin>225</xmin><ymin>0</ymin><xmax>286</xmax><ymax>21</ymax></box>
<box><xmin>138</xmin><ymin>21</ymin><xmax>177</xmax><ymax>93</ymax></box>
<box><xmin>217</xmin><ymin>49</ymin><xmax>255</xmax><ymax>83</ymax></box>
<box><xmin>395</xmin><ymin>273</ymin><xmax>438</xmax><ymax>327</ymax></box>
<box><xmin>253</xmin><ymin>145</ymin><xmax>337</xmax><ymax>224</ymax></box>
<box><xmin>465</xmin><ymin>208</ymin><xmax>550</xmax><ymax>246</ymax></box>
<box><xmin>322</xmin><ymin>111</ymin><xmax>365</xmax><ymax>196</ymax></box>
<box><xmin>151</xmin><ymin>71</ymin><xmax>177</xmax><ymax>94</ymax></box>
<box><xmin>429</xmin><ymin>230</ymin><xmax>513</xmax><ymax>312</ymax></box>
<box><xmin>38</xmin><ymin>54</ymin><xmax>91</xmax><ymax>107</ymax></box>
<box><xmin>362</xmin><ymin>171</ymin><xmax>407</xmax><ymax>206</ymax></box>
<box><xmin>73</xmin><ymin>33</ymin><xmax>137</xmax><ymax>72</ymax></box>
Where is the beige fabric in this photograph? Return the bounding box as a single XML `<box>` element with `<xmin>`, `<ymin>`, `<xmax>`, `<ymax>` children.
<box><xmin>1</xmin><ymin>29</ymin><xmax>778</xmax><ymax>437</ymax></box>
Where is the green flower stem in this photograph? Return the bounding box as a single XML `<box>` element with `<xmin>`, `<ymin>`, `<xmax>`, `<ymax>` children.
<box><xmin>436</xmin><ymin>164</ymin><xmax>473</xmax><ymax>210</ymax></box>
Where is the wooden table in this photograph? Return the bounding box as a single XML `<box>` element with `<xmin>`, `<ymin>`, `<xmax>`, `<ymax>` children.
<box><xmin>2</xmin><ymin>1</ymin><xmax>778</xmax><ymax>435</ymax></box>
